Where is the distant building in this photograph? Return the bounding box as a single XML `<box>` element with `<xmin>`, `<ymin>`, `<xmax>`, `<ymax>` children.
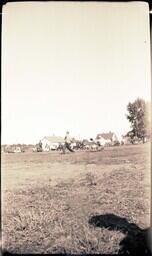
<box><xmin>82</xmin><ymin>139</ymin><xmax>90</xmax><ymax>145</ymax></box>
<box><xmin>121</xmin><ymin>135</ymin><xmax>131</xmax><ymax>145</ymax></box>
<box><xmin>95</xmin><ymin>132</ymin><xmax>118</xmax><ymax>146</ymax></box>
<box><xmin>4</xmin><ymin>145</ymin><xmax>22</xmax><ymax>153</ymax></box>
<box><xmin>14</xmin><ymin>146</ymin><xmax>22</xmax><ymax>153</ymax></box>
<box><xmin>41</xmin><ymin>136</ymin><xmax>64</xmax><ymax>151</ymax></box>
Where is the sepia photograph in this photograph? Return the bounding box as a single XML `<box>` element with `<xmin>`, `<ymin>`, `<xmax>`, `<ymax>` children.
<box><xmin>1</xmin><ymin>1</ymin><xmax>151</xmax><ymax>255</ymax></box>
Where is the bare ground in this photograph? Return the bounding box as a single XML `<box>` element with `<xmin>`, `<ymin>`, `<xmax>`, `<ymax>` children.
<box><xmin>1</xmin><ymin>144</ymin><xmax>151</xmax><ymax>255</ymax></box>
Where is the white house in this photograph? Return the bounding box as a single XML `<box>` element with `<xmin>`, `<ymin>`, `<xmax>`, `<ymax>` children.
<box><xmin>41</xmin><ymin>136</ymin><xmax>64</xmax><ymax>151</ymax></box>
<box><xmin>95</xmin><ymin>132</ymin><xmax>119</xmax><ymax>146</ymax></box>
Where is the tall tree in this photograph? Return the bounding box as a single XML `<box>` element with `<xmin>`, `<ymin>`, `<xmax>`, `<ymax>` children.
<box><xmin>126</xmin><ymin>98</ymin><xmax>150</xmax><ymax>143</ymax></box>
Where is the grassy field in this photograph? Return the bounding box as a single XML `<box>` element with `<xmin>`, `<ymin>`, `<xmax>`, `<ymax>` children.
<box><xmin>1</xmin><ymin>143</ymin><xmax>151</xmax><ymax>255</ymax></box>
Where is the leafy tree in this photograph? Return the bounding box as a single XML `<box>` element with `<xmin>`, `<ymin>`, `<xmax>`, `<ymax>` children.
<box><xmin>126</xmin><ymin>98</ymin><xmax>150</xmax><ymax>143</ymax></box>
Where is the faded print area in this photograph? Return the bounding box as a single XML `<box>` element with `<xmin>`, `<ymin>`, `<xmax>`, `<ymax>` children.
<box><xmin>2</xmin><ymin>2</ymin><xmax>151</xmax><ymax>255</ymax></box>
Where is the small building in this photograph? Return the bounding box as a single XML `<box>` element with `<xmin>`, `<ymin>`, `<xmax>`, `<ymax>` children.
<box><xmin>95</xmin><ymin>132</ymin><xmax>118</xmax><ymax>146</ymax></box>
<box><xmin>121</xmin><ymin>133</ymin><xmax>147</xmax><ymax>145</ymax></box>
<box><xmin>82</xmin><ymin>139</ymin><xmax>90</xmax><ymax>145</ymax></box>
<box><xmin>4</xmin><ymin>145</ymin><xmax>22</xmax><ymax>153</ymax></box>
<box><xmin>41</xmin><ymin>136</ymin><xmax>65</xmax><ymax>151</ymax></box>
<box><xmin>121</xmin><ymin>135</ymin><xmax>132</xmax><ymax>145</ymax></box>
<box><xmin>14</xmin><ymin>146</ymin><xmax>22</xmax><ymax>153</ymax></box>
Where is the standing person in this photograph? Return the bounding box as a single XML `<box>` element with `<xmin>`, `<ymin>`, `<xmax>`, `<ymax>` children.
<box><xmin>39</xmin><ymin>140</ymin><xmax>42</xmax><ymax>149</ymax></box>
<box><xmin>62</xmin><ymin>131</ymin><xmax>74</xmax><ymax>154</ymax></box>
<box><xmin>38</xmin><ymin>140</ymin><xmax>43</xmax><ymax>152</ymax></box>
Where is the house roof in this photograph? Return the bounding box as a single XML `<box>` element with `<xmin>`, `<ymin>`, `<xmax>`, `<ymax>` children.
<box><xmin>42</xmin><ymin>136</ymin><xmax>64</xmax><ymax>143</ymax></box>
<box><xmin>96</xmin><ymin>132</ymin><xmax>114</xmax><ymax>140</ymax></box>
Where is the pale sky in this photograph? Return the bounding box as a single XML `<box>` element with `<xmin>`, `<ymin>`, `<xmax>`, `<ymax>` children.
<box><xmin>2</xmin><ymin>2</ymin><xmax>151</xmax><ymax>144</ymax></box>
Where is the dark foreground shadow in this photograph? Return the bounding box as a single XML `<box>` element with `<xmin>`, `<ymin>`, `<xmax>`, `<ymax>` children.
<box><xmin>89</xmin><ymin>213</ymin><xmax>152</xmax><ymax>255</ymax></box>
<box><xmin>2</xmin><ymin>214</ymin><xmax>151</xmax><ymax>256</ymax></box>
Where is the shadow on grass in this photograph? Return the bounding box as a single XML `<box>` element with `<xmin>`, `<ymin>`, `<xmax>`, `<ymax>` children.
<box><xmin>2</xmin><ymin>214</ymin><xmax>151</xmax><ymax>256</ymax></box>
<box><xmin>89</xmin><ymin>213</ymin><xmax>152</xmax><ymax>255</ymax></box>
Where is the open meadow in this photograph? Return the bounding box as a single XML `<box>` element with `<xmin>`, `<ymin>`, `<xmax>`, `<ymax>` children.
<box><xmin>2</xmin><ymin>143</ymin><xmax>151</xmax><ymax>255</ymax></box>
